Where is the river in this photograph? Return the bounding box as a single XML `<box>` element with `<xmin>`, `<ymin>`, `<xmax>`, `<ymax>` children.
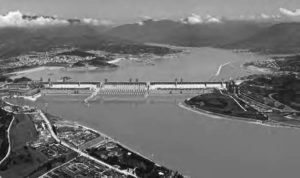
<box><xmin>12</xmin><ymin>47</ymin><xmax>265</xmax><ymax>82</ymax></box>
<box><xmin>10</xmin><ymin>47</ymin><xmax>300</xmax><ymax>178</ymax></box>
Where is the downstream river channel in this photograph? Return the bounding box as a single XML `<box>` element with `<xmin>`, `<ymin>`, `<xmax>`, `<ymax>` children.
<box><xmin>11</xmin><ymin>47</ymin><xmax>300</xmax><ymax>178</ymax></box>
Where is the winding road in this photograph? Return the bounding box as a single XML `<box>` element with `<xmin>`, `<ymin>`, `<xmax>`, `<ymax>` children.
<box><xmin>0</xmin><ymin>116</ymin><xmax>15</xmax><ymax>166</ymax></box>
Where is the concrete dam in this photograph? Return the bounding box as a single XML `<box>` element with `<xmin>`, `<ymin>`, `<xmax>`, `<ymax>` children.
<box><xmin>41</xmin><ymin>81</ymin><xmax>227</xmax><ymax>96</ymax></box>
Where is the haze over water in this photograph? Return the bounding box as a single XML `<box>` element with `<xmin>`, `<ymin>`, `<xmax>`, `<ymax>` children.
<box><xmin>11</xmin><ymin>47</ymin><xmax>300</xmax><ymax>178</ymax></box>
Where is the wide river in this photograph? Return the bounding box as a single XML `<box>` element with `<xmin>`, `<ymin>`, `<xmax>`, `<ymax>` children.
<box><xmin>12</xmin><ymin>47</ymin><xmax>300</xmax><ymax>178</ymax></box>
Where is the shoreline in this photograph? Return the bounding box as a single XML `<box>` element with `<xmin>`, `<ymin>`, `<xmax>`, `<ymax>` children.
<box><xmin>8</xmin><ymin>66</ymin><xmax>64</xmax><ymax>76</ymax></box>
<box><xmin>20</xmin><ymin>93</ymin><xmax>42</xmax><ymax>101</ymax></box>
<box><xmin>70</xmin><ymin>120</ymin><xmax>165</xmax><ymax>167</ymax></box>
<box><xmin>178</xmin><ymin>101</ymin><xmax>296</xmax><ymax>129</ymax></box>
<box><xmin>40</xmin><ymin>104</ymin><xmax>182</xmax><ymax>176</ymax></box>
<box><xmin>107</xmin><ymin>58</ymin><xmax>123</xmax><ymax>64</ymax></box>
<box><xmin>244</xmin><ymin>64</ymin><xmax>272</xmax><ymax>73</ymax></box>
<box><xmin>38</xmin><ymin>110</ymin><xmax>137</xmax><ymax>177</ymax></box>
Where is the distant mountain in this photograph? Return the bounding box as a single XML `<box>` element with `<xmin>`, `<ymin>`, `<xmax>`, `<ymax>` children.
<box><xmin>0</xmin><ymin>24</ymin><xmax>177</xmax><ymax>58</ymax></box>
<box><xmin>105</xmin><ymin>19</ymin><xmax>270</xmax><ymax>47</ymax></box>
<box><xmin>224</xmin><ymin>23</ymin><xmax>300</xmax><ymax>54</ymax></box>
<box><xmin>0</xmin><ymin>24</ymin><xmax>111</xmax><ymax>57</ymax></box>
<box><xmin>1</xmin><ymin>12</ymin><xmax>299</xmax><ymax>58</ymax></box>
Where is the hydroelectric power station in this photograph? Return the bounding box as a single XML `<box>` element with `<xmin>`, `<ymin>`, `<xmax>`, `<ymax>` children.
<box><xmin>41</xmin><ymin>81</ymin><xmax>227</xmax><ymax>96</ymax></box>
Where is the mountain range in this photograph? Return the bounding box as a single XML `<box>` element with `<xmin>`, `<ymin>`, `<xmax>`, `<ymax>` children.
<box><xmin>0</xmin><ymin>12</ymin><xmax>299</xmax><ymax>57</ymax></box>
<box><xmin>223</xmin><ymin>22</ymin><xmax>300</xmax><ymax>54</ymax></box>
<box><xmin>105</xmin><ymin>19</ymin><xmax>270</xmax><ymax>47</ymax></box>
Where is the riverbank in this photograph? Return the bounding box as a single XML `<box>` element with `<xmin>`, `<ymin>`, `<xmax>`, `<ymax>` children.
<box><xmin>245</xmin><ymin>65</ymin><xmax>272</xmax><ymax>73</ymax></box>
<box><xmin>44</xmin><ymin>110</ymin><xmax>186</xmax><ymax>177</ymax></box>
<box><xmin>178</xmin><ymin>101</ymin><xmax>298</xmax><ymax>130</ymax></box>
<box><xmin>184</xmin><ymin>92</ymin><xmax>268</xmax><ymax>120</ymax></box>
<box><xmin>107</xmin><ymin>58</ymin><xmax>123</xmax><ymax>64</ymax></box>
<box><xmin>179</xmin><ymin>101</ymin><xmax>259</xmax><ymax>123</ymax></box>
<box><xmin>20</xmin><ymin>93</ymin><xmax>42</xmax><ymax>101</ymax></box>
<box><xmin>0</xmin><ymin>98</ymin><xmax>186</xmax><ymax>177</ymax></box>
<box><xmin>8</xmin><ymin>66</ymin><xmax>64</xmax><ymax>77</ymax></box>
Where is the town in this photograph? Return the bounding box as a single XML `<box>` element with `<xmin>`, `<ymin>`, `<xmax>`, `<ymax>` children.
<box><xmin>0</xmin><ymin>47</ymin><xmax>182</xmax><ymax>74</ymax></box>
<box><xmin>0</xmin><ymin>98</ymin><xmax>186</xmax><ymax>178</ymax></box>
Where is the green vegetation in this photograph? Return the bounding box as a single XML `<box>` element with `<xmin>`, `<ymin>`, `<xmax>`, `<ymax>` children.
<box><xmin>0</xmin><ymin>146</ymin><xmax>48</xmax><ymax>178</ymax></box>
<box><xmin>0</xmin><ymin>75</ymin><xmax>12</xmax><ymax>83</ymax></box>
<box><xmin>107</xmin><ymin>20</ymin><xmax>267</xmax><ymax>47</ymax></box>
<box><xmin>274</xmin><ymin>55</ymin><xmax>300</xmax><ymax>72</ymax></box>
<box><xmin>224</xmin><ymin>23</ymin><xmax>300</xmax><ymax>54</ymax></box>
<box><xmin>185</xmin><ymin>92</ymin><xmax>267</xmax><ymax>121</ymax></box>
<box><xmin>72</xmin><ymin>57</ymin><xmax>118</xmax><ymax>68</ymax></box>
<box><xmin>57</xmin><ymin>50</ymin><xmax>95</xmax><ymax>57</ymax></box>
<box><xmin>0</xmin><ymin>112</ymin><xmax>77</xmax><ymax>178</ymax></box>
<box><xmin>95</xmin><ymin>43</ymin><xmax>181</xmax><ymax>55</ymax></box>
<box><xmin>0</xmin><ymin>114</ymin><xmax>47</xmax><ymax>178</ymax></box>
<box><xmin>13</xmin><ymin>77</ymin><xmax>32</xmax><ymax>83</ymax></box>
<box><xmin>10</xmin><ymin>114</ymin><xmax>38</xmax><ymax>151</ymax></box>
<box><xmin>0</xmin><ymin>25</ymin><xmax>181</xmax><ymax>58</ymax></box>
<box><xmin>87</xmin><ymin>142</ymin><xmax>184</xmax><ymax>178</ymax></box>
<box><xmin>241</xmin><ymin>74</ymin><xmax>300</xmax><ymax>111</ymax></box>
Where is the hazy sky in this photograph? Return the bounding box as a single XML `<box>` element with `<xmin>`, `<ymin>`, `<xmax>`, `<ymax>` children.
<box><xmin>0</xmin><ymin>0</ymin><xmax>299</xmax><ymax>22</ymax></box>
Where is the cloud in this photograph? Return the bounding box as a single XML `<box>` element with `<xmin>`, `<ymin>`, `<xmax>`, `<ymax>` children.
<box><xmin>260</xmin><ymin>13</ymin><xmax>270</xmax><ymax>19</ymax></box>
<box><xmin>0</xmin><ymin>11</ymin><xmax>68</xmax><ymax>27</ymax></box>
<box><xmin>137</xmin><ymin>21</ymin><xmax>144</xmax><ymax>26</ymax></box>
<box><xmin>258</xmin><ymin>13</ymin><xmax>281</xmax><ymax>20</ymax></box>
<box><xmin>135</xmin><ymin>16</ymin><xmax>161</xmax><ymax>26</ymax></box>
<box><xmin>0</xmin><ymin>11</ymin><xmax>114</xmax><ymax>28</ymax></box>
<box><xmin>82</xmin><ymin>18</ymin><xmax>113</xmax><ymax>26</ymax></box>
<box><xmin>205</xmin><ymin>15</ymin><xmax>222</xmax><ymax>23</ymax></box>
<box><xmin>181</xmin><ymin>14</ymin><xmax>222</xmax><ymax>24</ymax></box>
<box><xmin>181</xmin><ymin>14</ymin><xmax>203</xmax><ymax>24</ymax></box>
<box><xmin>279</xmin><ymin>8</ymin><xmax>300</xmax><ymax>17</ymax></box>
<box><xmin>140</xmin><ymin>16</ymin><xmax>152</xmax><ymax>21</ymax></box>
<box><xmin>235</xmin><ymin>13</ymin><xmax>281</xmax><ymax>21</ymax></box>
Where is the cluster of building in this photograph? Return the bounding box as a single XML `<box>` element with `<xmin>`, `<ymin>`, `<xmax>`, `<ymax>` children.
<box><xmin>29</xmin><ymin>113</ymin><xmax>77</xmax><ymax>160</ymax></box>
<box><xmin>5</xmin><ymin>52</ymin><xmax>93</xmax><ymax>69</ymax></box>
<box><xmin>245</xmin><ymin>59</ymin><xmax>280</xmax><ymax>71</ymax></box>
<box><xmin>40</xmin><ymin>156</ymin><xmax>129</xmax><ymax>178</ymax></box>
<box><xmin>237</xmin><ymin>83</ymin><xmax>294</xmax><ymax>113</ymax></box>
<box><xmin>86</xmin><ymin>141</ymin><xmax>183</xmax><ymax>178</ymax></box>
<box><xmin>38</xmin><ymin>143</ymin><xmax>75</xmax><ymax>159</ymax></box>
<box><xmin>226</xmin><ymin>79</ymin><xmax>296</xmax><ymax>114</ymax></box>
<box><xmin>29</xmin><ymin>113</ymin><xmax>54</xmax><ymax>147</ymax></box>
<box><xmin>55</xmin><ymin>124</ymin><xmax>102</xmax><ymax>149</ymax></box>
<box><xmin>1</xmin><ymin>47</ymin><xmax>181</xmax><ymax>72</ymax></box>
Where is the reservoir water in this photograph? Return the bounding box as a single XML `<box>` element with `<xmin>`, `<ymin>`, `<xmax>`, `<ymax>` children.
<box><xmin>12</xmin><ymin>48</ymin><xmax>300</xmax><ymax>178</ymax></box>
<box><xmin>14</xmin><ymin>47</ymin><xmax>265</xmax><ymax>82</ymax></box>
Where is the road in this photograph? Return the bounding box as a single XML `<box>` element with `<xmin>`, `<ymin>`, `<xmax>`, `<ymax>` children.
<box><xmin>0</xmin><ymin>116</ymin><xmax>15</xmax><ymax>165</ymax></box>
<box><xmin>218</xmin><ymin>89</ymin><xmax>247</xmax><ymax>111</ymax></box>
<box><xmin>38</xmin><ymin>111</ymin><xmax>137</xmax><ymax>178</ymax></box>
